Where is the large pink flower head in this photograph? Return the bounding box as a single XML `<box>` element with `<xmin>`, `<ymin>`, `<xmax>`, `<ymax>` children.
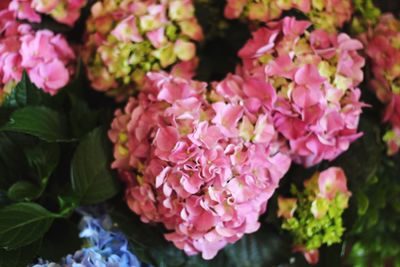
<box><xmin>108</xmin><ymin>72</ymin><xmax>291</xmax><ymax>259</ymax></box>
<box><xmin>360</xmin><ymin>14</ymin><xmax>400</xmax><ymax>155</ymax></box>
<box><xmin>224</xmin><ymin>0</ymin><xmax>353</xmax><ymax>32</ymax></box>
<box><xmin>235</xmin><ymin>17</ymin><xmax>366</xmax><ymax>167</ymax></box>
<box><xmin>82</xmin><ymin>0</ymin><xmax>203</xmax><ymax>100</ymax></box>
<box><xmin>9</xmin><ymin>0</ymin><xmax>86</xmax><ymax>26</ymax></box>
<box><xmin>0</xmin><ymin>8</ymin><xmax>75</xmax><ymax>102</ymax></box>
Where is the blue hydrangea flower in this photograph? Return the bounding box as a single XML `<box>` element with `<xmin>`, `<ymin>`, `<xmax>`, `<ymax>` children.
<box><xmin>32</xmin><ymin>215</ymin><xmax>149</xmax><ymax>267</ymax></box>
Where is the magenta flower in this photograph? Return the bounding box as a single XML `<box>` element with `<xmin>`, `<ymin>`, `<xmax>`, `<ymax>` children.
<box><xmin>108</xmin><ymin>72</ymin><xmax>291</xmax><ymax>260</ymax></box>
<box><xmin>0</xmin><ymin>8</ymin><xmax>75</xmax><ymax>101</ymax></box>
<box><xmin>233</xmin><ymin>17</ymin><xmax>366</xmax><ymax>167</ymax></box>
<box><xmin>28</xmin><ymin>59</ymin><xmax>70</xmax><ymax>92</ymax></box>
<box><xmin>9</xmin><ymin>0</ymin><xmax>86</xmax><ymax>26</ymax></box>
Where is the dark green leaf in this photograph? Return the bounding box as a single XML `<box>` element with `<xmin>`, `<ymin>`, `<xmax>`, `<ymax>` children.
<box><xmin>1</xmin><ymin>136</ymin><xmax>59</xmax><ymax>199</ymax></box>
<box><xmin>224</xmin><ymin>225</ymin><xmax>291</xmax><ymax>267</ymax></box>
<box><xmin>71</xmin><ymin>127</ymin><xmax>119</xmax><ymax>204</ymax></box>
<box><xmin>1</xmin><ymin>106</ymin><xmax>69</xmax><ymax>142</ymax></box>
<box><xmin>0</xmin><ymin>133</ymin><xmax>29</xmax><ymax>188</ymax></box>
<box><xmin>63</xmin><ymin>59</ymin><xmax>86</xmax><ymax>97</ymax></box>
<box><xmin>24</xmin><ymin>142</ymin><xmax>60</xmax><ymax>183</ymax></box>
<box><xmin>7</xmin><ymin>181</ymin><xmax>41</xmax><ymax>201</ymax></box>
<box><xmin>38</xmin><ymin>219</ymin><xmax>81</xmax><ymax>261</ymax></box>
<box><xmin>0</xmin><ymin>239</ymin><xmax>41</xmax><ymax>267</ymax></box>
<box><xmin>68</xmin><ymin>94</ymin><xmax>99</xmax><ymax>138</ymax></box>
<box><xmin>2</xmin><ymin>71</ymin><xmax>51</xmax><ymax>108</ymax></box>
<box><xmin>356</xmin><ymin>191</ymin><xmax>369</xmax><ymax>216</ymax></box>
<box><xmin>185</xmin><ymin>252</ymin><xmax>232</xmax><ymax>267</ymax></box>
<box><xmin>0</xmin><ymin>203</ymin><xmax>54</xmax><ymax>250</ymax></box>
<box><xmin>0</xmin><ymin>108</ymin><xmax>13</xmax><ymax>127</ymax></box>
<box><xmin>0</xmin><ymin>191</ymin><xmax>11</xmax><ymax>209</ymax></box>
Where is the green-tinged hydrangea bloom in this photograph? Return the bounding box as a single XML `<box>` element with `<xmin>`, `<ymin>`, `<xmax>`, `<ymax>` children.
<box><xmin>278</xmin><ymin>167</ymin><xmax>351</xmax><ymax>264</ymax></box>
<box><xmin>351</xmin><ymin>0</ymin><xmax>381</xmax><ymax>34</ymax></box>
<box><xmin>224</xmin><ymin>0</ymin><xmax>353</xmax><ymax>32</ymax></box>
<box><xmin>357</xmin><ymin>13</ymin><xmax>400</xmax><ymax>155</ymax></box>
<box><xmin>82</xmin><ymin>0</ymin><xmax>203</xmax><ymax>100</ymax></box>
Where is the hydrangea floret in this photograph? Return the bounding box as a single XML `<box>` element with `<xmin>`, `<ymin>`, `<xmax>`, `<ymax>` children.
<box><xmin>108</xmin><ymin>71</ymin><xmax>291</xmax><ymax>260</ymax></box>
<box><xmin>235</xmin><ymin>16</ymin><xmax>365</xmax><ymax>167</ymax></box>
<box><xmin>359</xmin><ymin>14</ymin><xmax>400</xmax><ymax>155</ymax></box>
<box><xmin>32</xmin><ymin>215</ymin><xmax>149</xmax><ymax>267</ymax></box>
<box><xmin>224</xmin><ymin>0</ymin><xmax>353</xmax><ymax>32</ymax></box>
<box><xmin>278</xmin><ymin>167</ymin><xmax>351</xmax><ymax>264</ymax></box>
<box><xmin>82</xmin><ymin>0</ymin><xmax>203</xmax><ymax>99</ymax></box>
<box><xmin>0</xmin><ymin>8</ymin><xmax>75</xmax><ymax>103</ymax></box>
<box><xmin>9</xmin><ymin>0</ymin><xmax>86</xmax><ymax>26</ymax></box>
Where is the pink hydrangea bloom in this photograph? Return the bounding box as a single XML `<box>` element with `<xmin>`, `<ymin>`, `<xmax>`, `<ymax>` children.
<box><xmin>231</xmin><ymin>17</ymin><xmax>366</xmax><ymax>167</ymax></box>
<box><xmin>317</xmin><ymin>167</ymin><xmax>349</xmax><ymax>201</ymax></box>
<box><xmin>0</xmin><ymin>8</ymin><xmax>75</xmax><ymax>101</ymax></box>
<box><xmin>9</xmin><ymin>0</ymin><xmax>86</xmax><ymax>26</ymax></box>
<box><xmin>360</xmin><ymin>14</ymin><xmax>400</xmax><ymax>155</ymax></box>
<box><xmin>83</xmin><ymin>0</ymin><xmax>203</xmax><ymax>100</ymax></box>
<box><xmin>224</xmin><ymin>0</ymin><xmax>353</xmax><ymax>32</ymax></box>
<box><xmin>240</xmin><ymin>17</ymin><xmax>366</xmax><ymax>166</ymax></box>
<box><xmin>108</xmin><ymin>72</ymin><xmax>291</xmax><ymax>260</ymax></box>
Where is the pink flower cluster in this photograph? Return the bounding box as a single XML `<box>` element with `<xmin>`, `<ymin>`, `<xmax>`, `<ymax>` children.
<box><xmin>109</xmin><ymin>72</ymin><xmax>291</xmax><ymax>259</ymax></box>
<box><xmin>360</xmin><ymin>14</ymin><xmax>400</xmax><ymax>155</ymax></box>
<box><xmin>9</xmin><ymin>0</ymin><xmax>86</xmax><ymax>26</ymax></box>
<box><xmin>82</xmin><ymin>0</ymin><xmax>203</xmax><ymax>99</ymax></box>
<box><xmin>224</xmin><ymin>0</ymin><xmax>353</xmax><ymax>32</ymax></box>
<box><xmin>0</xmin><ymin>8</ymin><xmax>75</xmax><ymax>101</ymax></box>
<box><xmin>222</xmin><ymin>17</ymin><xmax>365</xmax><ymax>167</ymax></box>
<box><xmin>307</xmin><ymin>167</ymin><xmax>351</xmax><ymax>218</ymax></box>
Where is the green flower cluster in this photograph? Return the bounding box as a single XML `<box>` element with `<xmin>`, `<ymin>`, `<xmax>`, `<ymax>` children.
<box><xmin>351</xmin><ymin>0</ymin><xmax>381</xmax><ymax>34</ymax></box>
<box><xmin>82</xmin><ymin>0</ymin><xmax>203</xmax><ymax>100</ymax></box>
<box><xmin>224</xmin><ymin>0</ymin><xmax>353</xmax><ymax>33</ymax></box>
<box><xmin>278</xmin><ymin>167</ymin><xmax>351</xmax><ymax>263</ymax></box>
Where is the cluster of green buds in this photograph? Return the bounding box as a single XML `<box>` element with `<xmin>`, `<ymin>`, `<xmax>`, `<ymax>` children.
<box><xmin>278</xmin><ymin>167</ymin><xmax>351</xmax><ymax>264</ymax></box>
<box><xmin>351</xmin><ymin>0</ymin><xmax>381</xmax><ymax>34</ymax></box>
<box><xmin>82</xmin><ymin>0</ymin><xmax>203</xmax><ymax>99</ymax></box>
